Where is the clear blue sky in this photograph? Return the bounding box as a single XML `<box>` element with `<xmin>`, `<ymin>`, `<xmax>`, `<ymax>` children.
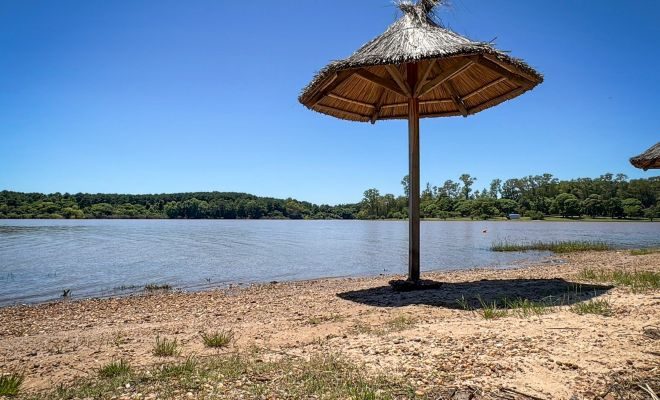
<box><xmin>1</xmin><ymin>1</ymin><xmax>658</xmax><ymax>205</ymax></box>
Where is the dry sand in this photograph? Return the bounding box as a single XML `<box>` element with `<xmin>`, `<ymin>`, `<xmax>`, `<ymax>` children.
<box><xmin>0</xmin><ymin>251</ymin><xmax>658</xmax><ymax>399</ymax></box>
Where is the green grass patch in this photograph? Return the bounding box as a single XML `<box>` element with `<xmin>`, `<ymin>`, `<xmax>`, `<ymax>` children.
<box><xmin>502</xmin><ymin>297</ymin><xmax>550</xmax><ymax>317</ymax></box>
<box><xmin>478</xmin><ymin>297</ymin><xmax>508</xmax><ymax>320</ymax></box>
<box><xmin>152</xmin><ymin>336</ymin><xmax>179</xmax><ymax>357</ymax></box>
<box><xmin>31</xmin><ymin>352</ymin><xmax>421</xmax><ymax>400</ymax></box>
<box><xmin>200</xmin><ymin>330</ymin><xmax>234</xmax><ymax>348</ymax></box>
<box><xmin>156</xmin><ymin>356</ymin><xmax>198</xmax><ymax>378</ymax></box>
<box><xmin>578</xmin><ymin>269</ymin><xmax>659</xmax><ymax>292</ymax></box>
<box><xmin>0</xmin><ymin>373</ymin><xmax>24</xmax><ymax>396</ymax></box>
<box><xmin>570</xmin><ymin>299</ymin><xmax>613</xmax><ymax>316</ymax></box>
<box><xmin>98</xmin><ymin>359</ymin><xmax>131</xmax><ymax>378</ymax></box>
<box><xmin>491</xmin><ymin>240</ymin><xmax>610</xmax><ymax>253</ymax></box>
<box><xmin>630</xmin><ymin>247</ymin><xmax>660</xmax><ymax>256</ymax></box>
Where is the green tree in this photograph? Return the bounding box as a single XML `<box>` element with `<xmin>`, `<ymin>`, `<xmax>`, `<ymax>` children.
<box><xmin>459</xmin><ymin>174</ymin><xmax>477</xmax><ymax>200</ymax></box>
<box><xmin>622</xmin><ymin>198</ymin><xmax>643</xmax><ymax>218</ymax></box>
<box><xmin>488</xmin><ymin>179</ymin><xmax>502</xmax><ymax>199</ymax></box>
<box><xmin>497</xmin><ymin>198</ymin><xmax>518</xmax><ymax>215</ymax></box>
<box><xmin>553</xmin><ymin>193</ymin><xmax>581</xmax><ymax>218</ymax></box>
<box><xmin>401</xmin><ymin>175</ymin><xmax>409</xmax><ymax>197</ymax></box>
<box><xmin>644</xmin><ymin>205</ymin><xmax>659</xmax><ymax>221</ymax></box>
<box><xmin>582</xmin><ymin>194</ymin><xmax>603</xmax><ymax>218</ymax></box>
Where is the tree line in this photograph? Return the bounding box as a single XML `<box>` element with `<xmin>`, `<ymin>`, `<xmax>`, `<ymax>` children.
<box><xmin>1</xmin><ymin>172</ymin><xmax>658</xmax><ymax>221</ymax></box>
<box><xmin>360</xmin><ymin>173</ymin><xmax>659</xmax><ymax>221</ymax></box>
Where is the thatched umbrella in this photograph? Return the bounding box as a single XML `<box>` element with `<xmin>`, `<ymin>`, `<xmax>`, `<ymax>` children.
<box><xmin>630</xmin><ymin>142</ymin><xmax>660</xmax><ymax>170</ymax></box>
<box><xmin>299</xmin><ymin>0</ymin><xmax>543</xmax><ymax>284</ymax></box>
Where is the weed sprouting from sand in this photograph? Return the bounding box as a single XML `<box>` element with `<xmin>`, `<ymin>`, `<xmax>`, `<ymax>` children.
<box><xmin>457</xmin><ymin>295</ymin><xmax>552</xmax><ymax>317</ymax></box>
<box><xmin>350</xmin><ymin>315</ymin><xmax>417</xmax><ymax>336</ymax></box>
<box><xmin>577</xmin><ymin>269</ymin><xmax>659</xmax><ymax>292</ymax></box>
<box><xmin>456</xmin><ymin>295</ymin><xmax>472</xmax><ymax>311</ymax></box>
<box><xmin>630</xmin><ymin>247</ymin><xmax>660</xmax><ymax>256</ymax></box>
<box><xmin>570</xmin><ymin>299</ymin><xmax>613</xmax><ymax>316</ymax></box>
<box><xmin>0</xmin><ymin>373</ymin><xmax>24</xmax><ymax>396</ymax></box>
<box><xmin>201</xmin><ymin>330</ymin><xmax>234</xmax><ymax>348</ymax></box>
<box><xmin>157</xmin><ymin>356</ymin><xmax>198</xmax><ymax>377</ymax></box>
<box><xmin>385</xmin><ymin>315</ymin><xmax>417</xmax><ymax>332</ymax></box>
<box><xmin>144</xmin><ymin>283</ymin><xmax>172</xmax><ymax>292</ymax></box>
<box><xmin>41</xmin><ymin>352</ymin><xmax>412</xmax><ymax>400</ymax></box>
<box><xmin>502</xmin><ymin>298</ymin><xmax>550</xmax><ymax>317</ymax></box>
<box><xmin>478</xmin><ymin>297</ymin><xmax>507</xmax><ymax>319</ymax></box>
<box><xmin>111</xmin><ymin>331</ymin><xmax>127</xmax><ymax>347</ymax></box>
<box><xmin>491</xmin><ymin>240</ymin><xmax>610</xmax><ymax>253</ymax></box>
<box><xmin>98</xmin><ymin>359</ymin><xmax>131</xmax><ymax>378</ymax></box>
<box><xmin>153</xmin><ymin>336</ymin><xmax>179</xmax><ymax>357</ymax></box>
<box><xmin>306</xmin><ymin>314</ymin><xmax>344</xmax><ymax>326</ymax></box>
<box><xmin>351</xmin><ymin>322</ymin><xmax>375</xmax><ymax>335</ymax></box>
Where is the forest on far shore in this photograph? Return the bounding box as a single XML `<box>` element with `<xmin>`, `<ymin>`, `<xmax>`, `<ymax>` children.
<box><xmin>1</xmin><ymin>173</ymin><xmax>659</xmax><ymax>221</ymax></box>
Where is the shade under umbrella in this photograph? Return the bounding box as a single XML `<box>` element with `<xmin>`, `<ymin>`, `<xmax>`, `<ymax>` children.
<box><xmin>630</xmin><ymin>142</ymin><xmax>660</xmax><ymax>171</ymax></box>
<box><xmin>299</xmin><ymin>0</ymin><xmax>543</xmax><ymax>283</ymax></box>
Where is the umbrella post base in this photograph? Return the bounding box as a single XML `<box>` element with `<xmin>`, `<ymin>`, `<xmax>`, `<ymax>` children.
<box><xmin>389</xmin><ymin>279</ymin><xmax>443</xmax><ymax>292</ymax></box>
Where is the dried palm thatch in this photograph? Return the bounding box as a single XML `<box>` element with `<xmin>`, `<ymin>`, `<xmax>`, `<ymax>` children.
<box><xmin>630</xmin><ymin>142</ymin><xmax>660</xmax><ymax>170</ymax></box>
<box><xmin>299</xmin><ymin>0</ymin><xmax>542</xmax><ymax>283</ymax></box>
<box><xmin>299</xmin><ymin>0</ymin><xmax>543</xmax><ymax>123</ymax></box>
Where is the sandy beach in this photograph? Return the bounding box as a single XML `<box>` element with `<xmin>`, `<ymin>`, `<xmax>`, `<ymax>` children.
<box><xmin>1</xmin><ymin>250</ymin><xmax>658</xmax><ymax>399</ymax></box>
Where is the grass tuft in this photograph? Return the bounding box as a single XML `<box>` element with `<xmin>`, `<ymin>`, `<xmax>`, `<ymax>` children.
<box><xmin>158</xmin><ymin>356</ymin><xmax>198</xmax><ymax>377</ymax></box>
<box><xmin>306</xmin><ymin>314</ymin><xmax>344</xmax><ymax>326</ymax></box>
<box><xmin>200</xmin><ymin>330</ymin><xmax>234</xmax><ymax>348</ymax></box>
<box><xmin>384</xmin><ymin>315</ymin><xmax>417</xmax><ymax>332</ymax></box>
<box><xmin>570</xmin><ymin>299</ymin><xmax>613</xmax><ymax>316</ymax></box>
<box><xmin>0</xmin><ymin>373</ymin><xmax>24</xmax><ymax>396</ymax></box>
<box><xmin>456</xmin><ymin>295</ymin><xmax>472</xmax><ymax>311</ymax></box>
<box><xmin>478</xmin><ymin>297</ymin><xmax>508</xmax><ymax>319</ymax></box>
<box><xmin>502</xmin><ymin>297</ymin><xmax>550</xmax><ymax>317</ymax></box>
<box><xmin>578</xmin><ymin>269</ymin><xmax>659</xmax><ymax>292</ymax></box>
<box><xmin>98</xmin><ymin>359</ymin><xmax>131</xmax><ymax>378</ymax></box>
<box><xmin>153</xmin><ymin>336</ymin><xmax>179</xmax><ymax>357</ymax></box>
<box><xmin>630</xmin><ymin>247</ymin><xmax>660</xmax><ymax>256</ymax></box>
<box><xmin>491</xmin><ymin>240</ymin><xmax>610</xmax><ymax>253</ymax></box>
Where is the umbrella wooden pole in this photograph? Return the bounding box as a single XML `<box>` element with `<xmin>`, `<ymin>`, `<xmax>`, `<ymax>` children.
<box><xmin>407</xmin><ymin>63</ymin><xmax>420</xmax><ymax>282</ymax></box>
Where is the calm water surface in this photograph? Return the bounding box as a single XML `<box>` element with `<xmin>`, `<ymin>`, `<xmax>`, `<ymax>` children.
<box><xmin>0</xmin><ymin>219</ymin><xmax>658</xmax><ymax>306</ymax></box>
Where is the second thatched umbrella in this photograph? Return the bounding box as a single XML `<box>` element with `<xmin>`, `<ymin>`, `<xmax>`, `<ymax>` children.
<box><xmin>300</xmin><ymin>0</ymin><xmax>543</xmax><ymax>283</ymax></box>
<box><xmin>630</xmin><ymin>142</ymin><xmax>660</xmax><ymax>170</ymax></box>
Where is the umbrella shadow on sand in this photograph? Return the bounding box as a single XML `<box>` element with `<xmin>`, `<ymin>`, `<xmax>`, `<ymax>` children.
<box><xmin>337</xmin><ymin>278</ymin><xmax>614</xmax><ymax>310</ymax></box>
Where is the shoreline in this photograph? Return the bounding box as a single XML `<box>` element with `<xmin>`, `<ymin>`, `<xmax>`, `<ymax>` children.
<box><xmin>2</xmin><ymin>217</ymin><xmax>659</xmax><ymax>222</ymax></box>
<box><xmin>1</xmin><ymin>250</ymin><xmax>658</xmax><ymax>398</ymax></box>
<box><xmin>0</xmin><ymin>254</ymin><xmax>564</xmax><ymax>309</ymax></box>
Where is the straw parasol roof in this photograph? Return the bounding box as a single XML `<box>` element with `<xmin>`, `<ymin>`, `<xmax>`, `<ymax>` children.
<box><xmin>299</xmin><ymin>0</ymin><xmax>542</xmax><ymax>284</ymax></box>
<box><xmin>630</xmin><ymin>142</ymin><xmax>660</xmax><ymax>170</ymax></box>
<box><xmin>299</xmin><ymin>0</ymin><xmax>543</xmax><ymax>123</ymax></box>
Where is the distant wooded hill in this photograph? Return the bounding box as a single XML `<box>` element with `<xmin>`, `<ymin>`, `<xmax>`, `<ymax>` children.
<box><xmin>1</xmin><ymin>173</ymin><xmax>658</xmax><ymax>221</ymax></box>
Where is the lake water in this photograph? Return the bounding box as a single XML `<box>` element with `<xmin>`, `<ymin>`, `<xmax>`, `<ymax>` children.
<box><xmin>0</xmin><ymin>219</ymin><xmax>658</xmax><ymax>306</ymax></box>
